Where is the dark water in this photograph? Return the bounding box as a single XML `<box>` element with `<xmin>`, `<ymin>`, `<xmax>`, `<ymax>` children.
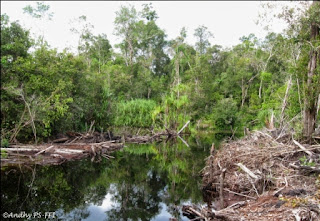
<box><xmin>1</xmin><ymin>132</ymin><xmax>227</xmax><ymax>221</ymax></box>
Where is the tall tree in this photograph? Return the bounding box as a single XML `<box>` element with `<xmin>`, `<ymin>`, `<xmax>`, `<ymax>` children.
<box><xmin>259</xmin><ymin>1</ymin><xmax>320</xmax><ymax>139</ymax></box>
<box><xmin>303</xmin><ymin>1</ymin><xmax>320</xmax><ymax>140</ymax></box>
<box><xmin>89</xmin><ymin>34</ymin><xmax>112</xmax><ymax>73</ymax></box>
<box><xmin>114</xmin><ymin>5</ymin><xmax>138</xmax><ymax>66</ymax></box>
<box><xmin>23</xmin><ymin>1</ymin><xmax>53</xmax><ymax>46</ymax></box>
<box><xmin>69</xmin><ymin>15</ymin><xmax>94</xmax><ymax>59</ymax></box>
<box><xmin>194</xmin><ymin>25</ymin><xmax>213</xmax><ymax>55</ymax></box>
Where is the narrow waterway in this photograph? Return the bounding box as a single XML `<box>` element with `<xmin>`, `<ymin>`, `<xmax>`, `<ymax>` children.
<box><xmin>1</xmin><ymin>132</ymin><xmax>228</xmax><ymax>220</ymax></box>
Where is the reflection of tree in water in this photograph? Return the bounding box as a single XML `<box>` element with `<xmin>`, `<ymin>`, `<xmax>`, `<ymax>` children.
<box><xmin>55</xmin><ymin>206</ymin><xmax>90</xmax><ymax>221</ymax></box>
<box><xmin>104</xmin><ymin>148</ymin><xmax>166</xmax><ymax>221</ymax></box>
<box><xmin>156</xmin><ymin>135</ymin><xmax>215</xmax><ymax>220</ymax></box>
<box><xmin>1</xmin><ymin>133</ymin><xmax>219</xmax><ymax>220</ymax></box>
<box><xmin>1</xmin><ymin>159</ymin><xmax>109</xmax><ymax>220</ymax></box>
<box><xmin>157</xmin><ymin>141</ymin><xmax>187</xmax><ymax>220</ymax></box>
<box><xmin>105</xmin><ymin>136</ymin><xmax>213</xmax><ymax>220</ymax></box>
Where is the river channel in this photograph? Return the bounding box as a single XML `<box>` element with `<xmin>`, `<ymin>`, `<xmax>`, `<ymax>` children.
<box><xmin>1</xmin><ymin>132</ymin><xmax>227</xmax><ymax>220</ymax></box>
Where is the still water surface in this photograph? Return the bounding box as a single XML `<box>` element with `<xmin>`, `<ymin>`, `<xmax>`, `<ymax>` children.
<box><xmin>1</xmin><ymin>133</ymin><xmax>226</xmax><ymax>220</ymax></box>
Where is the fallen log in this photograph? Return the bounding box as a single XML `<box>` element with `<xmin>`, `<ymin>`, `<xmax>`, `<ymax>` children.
<box><xmin>1</xmin><ymin>142</ymin><xmax>121</xmax><ymax>167</ymax></box>
<box><xmin>52</xmin><ymin>137</ymin><xmax>69</xmax><ymax>143</ymax></box>
<box><xmin>55</xmin><ymin>149</ymin><xmax>85</xmax><ymax>155</ymax></box>
<box><xmin>182</xmin><ymin>205</ymin><xmax>241</xmax><ymax>221</ymax></box>
<box><xmin>1</xmin><ymin>147</ymin><xmax>41</xmax><ymax>152</ymax></box>
<box><xmin>2</xmin><ymin>146</ymin><xmax>85</xmax><ymax>155</ymax></box>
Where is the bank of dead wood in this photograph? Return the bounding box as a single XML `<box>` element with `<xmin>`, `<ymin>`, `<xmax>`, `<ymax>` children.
<box><xmin>1</xmin><ymin>129</ymin><xmax>185</xmax><ymax>167</ymax></box>
<box><xmin>183</xmin><ymin>130</ymin><xmax>320</xmax><ymax>221</ymax></box>
<box><xmin>1</xmin><ymin>141</ymin><xmax>124</xmax><ymax>167</ymax></box>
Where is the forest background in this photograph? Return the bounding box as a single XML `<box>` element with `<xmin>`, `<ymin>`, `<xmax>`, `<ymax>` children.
<box><xmin>1</xmin><ymin>1</ymin><xmax>319</xmax><ymax>144</ymax></box>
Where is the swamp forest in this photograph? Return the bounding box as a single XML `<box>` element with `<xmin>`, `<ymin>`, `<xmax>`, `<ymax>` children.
<box><xmin>1</xmin><ymin>1</ymin><xmax>320</xmax><ymax>221</ymax></box>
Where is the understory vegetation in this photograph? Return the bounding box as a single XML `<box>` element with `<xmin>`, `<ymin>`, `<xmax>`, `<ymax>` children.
<box><xmin>1</xmin><ymin>2</ymin><xmax>319</xmax><ymax>144</ymax></box>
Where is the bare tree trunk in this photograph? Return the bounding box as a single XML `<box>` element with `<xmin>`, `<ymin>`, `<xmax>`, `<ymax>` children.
<box><xmin>241</xmin><ymin>73</ymin><xmax>259</xmax><ymax>108</ymax></box>
<box><xmin>316</xmin><ymin>94</ymin><xmax>320</xmax><ymax>121</ymax></box>
<box><xmin>304</xmin><ymin>47</ymin><xmax>319</xmax><ymax>139</ymax></box>
<box><xmin>175</xmin><ymin>53</ymin><xmax>180</xmax><ymax>99</ymax></box>
<box><xmin>296</xmin><ymin>78</ymin><xmax>303</xmax><ymax>114</ymax></box>
<box><xmin>280</xmin><ymin>76</ymin><xmax>292</xmax><ymax>127</ymax></box>
<box><xmin>147</xmin><ymin>88</ymin><xmax>151</xmax><ymax>99</ymax></box>
<box><xmin>303</xmin><ymin>3</ymin><xmax>320</xmax><ymax>141</ymax></box>
<box><xmin>259</xmin><ymin>46</ymin><xmax>273</xmax><ymax>99</ymax></box>
<box><xmin>259</xmin><ymin>79</ymin><xmax>263</xmax><ymax>99</ymax></box>
<box><xmin>241</xmin><ymin>78</ymin><xmax>246</xmax><ymax>107</ymax></box>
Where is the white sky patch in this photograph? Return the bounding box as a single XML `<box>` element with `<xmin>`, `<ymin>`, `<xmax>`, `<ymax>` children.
<box><xmin>1</xmin><ymin>1</ymin><xmax>289</xmax><ymax>52</ymax></box>
<box><xmin>84</xmin><ymin>193</ymin><xmax>114</xmax><ymax>221</ymax></box>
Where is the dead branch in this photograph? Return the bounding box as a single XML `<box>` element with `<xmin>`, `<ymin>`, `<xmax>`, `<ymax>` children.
<box><xmin>289</xmin><ymin>163</ymin><xmax>320</xmax><ymax>173</ymax></box>
<box><xmin>178</xmin><ymin>120</ymin><xmax>190</xmax><ymax>134</ymax></box>
<box><xmin>91</xmin><ymin>145</ymin><xmax>96</xmax><ymax>157</ymax></box>
<box><xmin>101</xmin><ymin>153</ymin><xmax>115</xmax><ymax>159</ymax></box>
<box><xmin>223</xmin><ymin>188</ymin><xmax>257</xmax><ymax>200</ymax></box>
<box><xmin>292</xmin><ymin>139</ymin><xmax>313</xmax><ymax>156</ymax></box>
<box><xmin>10</xmin><ymin>106</ymin><xmax>27</xmax><ymax>143</ymax></box>
<box><xmin>2</xmin><ymin>147</ymin><xmax>41</xmax><ymax>152</ymax></box>
<box><xmin>178</xmin><ymin>135</ymin><xmax>189</xmax><ymax>147</ymax></box>
<box><xmin>220</xmin><ymin>168</ymin><xmax>227</xmax><ymax>209</ymax></box>
<box><xmin>54</xmin><ymin>149</ymin><xmax>84</xmax><ymax>155</ymax></box>
<box><xmin>236</xmin><ymin>163</ymin><xmax>259</xmax><ymax>179</ymax></box>
<box><xmin>87</xmin><ymin>120</ymin><xmax>95</xmax><ymax>134</ymax></box>
<box><xmin>225</xmin><ymin>201</ymin><xmax>247</xmax><ymax>209</ymax></box>
<box><xmin>52</xmin><ymin>137</ymin><xmax>69</xmax><ymax>143</ymax></box>
<box><xmin>34</xmin><ymin>145</ymin><xmax>55</xmax><ymax>156</ymax></box>
<box><xmin>182</xmin><ymin>205</ymin><xmax>207</xmax><ymax>221</ymax></box>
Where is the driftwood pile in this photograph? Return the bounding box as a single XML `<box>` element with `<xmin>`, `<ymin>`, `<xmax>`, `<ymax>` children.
<box><xmin>1</xmin><ymin>141</ymin><xmax>123</xmax><ymax>167</ymax></box>
<box><xmin>1</xmin><ymin>122</ymin><xmax>191</xmax><ymax>167</ymax></box>
<box><xmin>183</xmin><ymin>130</ymin><xmax>320</xmax><ymax>221</ymax></box>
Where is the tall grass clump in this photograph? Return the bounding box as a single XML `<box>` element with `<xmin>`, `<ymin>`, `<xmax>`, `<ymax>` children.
<box><xmin>113</xmin><ymin>99</ymin><xmax>156</xmax><ymax>127</ymax></box>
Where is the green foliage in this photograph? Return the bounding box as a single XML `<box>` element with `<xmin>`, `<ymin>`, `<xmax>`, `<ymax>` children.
<box><xmin>1</xmin><ymin>139</ymin><xmax>9</xmax><ymax>148</ymax></box>
<box><xmin>194</xmin><ymin>25</ymin><xmax>213</xmax><ymax>55</ymax></box>
<box><xmin>1</xmin><ymin>149</ymin><xmax>8</xmax><ymax>158</ymax></box>
<box><xmin>152</xmin><ymin>84</ymin><xmax>191</xmax><ymax>130</ymax></box>
<box><xmin>210</xmin><ymin>98</ymin><xmax>238</xmax><ymax>130</ymax></box>
<box><xmin>299</xmin><ymin>156</ymin><xmax>316</xmax><ymax>167</ymax></box>
<box><xmin>1</xmin><ymin>14</ymin><xmax>33</xmax><ymax>60</ymax></box>
<box><xmin>113</xmin><ymin>99</ymin><xmax>156</xmax><ymax>127</ymax></box>
<box><xmin>260</xmin><ymin>71</ymin><xmax>272</xmax><ymax>81</ymax></box>
<box><xmin>2</xmin><ymin>3</ymin><xmax>319</xmax><ymax>141</ymax></box>
<box><xmin>23</xmin><ymin>2</ymin><xmax>53</xmax><ymax>20</ymax></box>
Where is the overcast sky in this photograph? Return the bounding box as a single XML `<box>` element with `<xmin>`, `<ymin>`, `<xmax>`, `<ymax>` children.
<box><xmin>1</xmin><ymin>1</ymin><xmax>290</xmax><ymax>52</ymax></box>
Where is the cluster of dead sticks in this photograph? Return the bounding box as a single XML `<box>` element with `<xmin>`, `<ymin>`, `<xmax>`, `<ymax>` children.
<box><xmin>1</xmin><ymin>122</ymin><xmax>191</xmax><ymax>167</ymax></box>
<box><xmin>182</xmin><ymin>130</ymin><xmax>320</xmax><ymax>221</ymax></box>
<box><xmin>0</xmin><ymin>133</ymin><xmax>164</xmax><ymax>167</ymax></box>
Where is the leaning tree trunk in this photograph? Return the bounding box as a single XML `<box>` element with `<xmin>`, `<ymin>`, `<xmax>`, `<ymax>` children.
<box><xmin>303</xmin><ymin>2</ymin><xmax>320</xmax><ymax>141</ymax></box>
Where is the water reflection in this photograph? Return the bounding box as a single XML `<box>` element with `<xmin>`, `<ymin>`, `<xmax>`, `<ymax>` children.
<box><xmin>1</xmin><ymin>132</ymin><xmax>224</xmax><ymax>220</ymax></box>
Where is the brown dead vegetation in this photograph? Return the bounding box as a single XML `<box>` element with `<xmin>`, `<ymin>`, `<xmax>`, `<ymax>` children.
<box><xmin>183</xmin><ymin>130</ymin><xmax>320</xmax><ymax>221</ymax></box>
<box><xmin>1</xmin><ymin>128</ymin><xmax>182</xmax><ymax>167</ymax></box>
<box><xmin>1</xmin><ymin>141</ymin><xmax>123</xmax><ymax>167</ymax></box>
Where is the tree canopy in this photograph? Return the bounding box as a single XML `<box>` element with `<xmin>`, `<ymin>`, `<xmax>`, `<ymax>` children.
<box><xmin>1</xmin><ymin>2</ymin><xmax>319</xmax><ymax>143</ymax></box>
